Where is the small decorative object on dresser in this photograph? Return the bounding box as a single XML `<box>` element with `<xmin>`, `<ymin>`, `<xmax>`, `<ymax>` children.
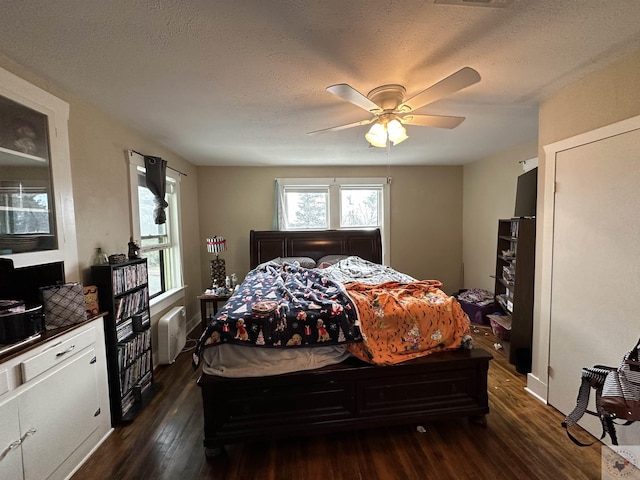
<box><xmin>108</xmin><ymin>253</ymin><xmax>127</xmax><ymax>264</ymax></box>
<box><xmin>92</xmin><ymin>247</ymin><xmax>109</xmax><ymax>265</ymax></box>
<box><xmin>83</xmin><ymin>285</ymin><xmax>100</xmax><ymax>317</ymax></box>
<box><xmin>128</xmin><ymin>236</ymin><xmax>141</xmax><ymax>259</ymax></box>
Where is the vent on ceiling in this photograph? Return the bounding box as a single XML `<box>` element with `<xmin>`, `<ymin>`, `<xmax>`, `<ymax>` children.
<box><xmin>434</xmin><ymin>0</ymin><xmax>513</xmax><ymax>7</ymax></box>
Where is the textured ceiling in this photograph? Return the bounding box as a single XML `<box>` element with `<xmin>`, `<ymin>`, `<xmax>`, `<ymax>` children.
<box><xmin>1</xmin><ymin>1</ymin><xmax>640</xmax><ymax>166</ymax></box>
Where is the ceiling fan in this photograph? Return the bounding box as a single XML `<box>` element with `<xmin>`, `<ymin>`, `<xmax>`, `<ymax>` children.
<box><xmin>308</xmin><ymin>67</ymin><xmax>480</xmax><ymax>147</ymax></box>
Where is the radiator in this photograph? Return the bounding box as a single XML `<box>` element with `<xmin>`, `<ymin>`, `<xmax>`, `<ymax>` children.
<box><xmin>157</xmin><ymin>306</ymin><xmax>187</xmax><ymax>364</ymax></box>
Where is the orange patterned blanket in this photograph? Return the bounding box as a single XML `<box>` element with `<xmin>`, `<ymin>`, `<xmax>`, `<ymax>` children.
<box><xmin>344</xmin><ymin>280</ymin><xmax>470</xmax><ymax>365</ymax></box>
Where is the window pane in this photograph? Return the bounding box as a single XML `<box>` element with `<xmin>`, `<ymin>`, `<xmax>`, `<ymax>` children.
<box><xmin>140</xmin><ymin>235</ymin><xmax>168</xmax><ymax>249</ymax></box>
<box><xmin>340</xmin><ymin>188</ymin><xmax>380</xmax><ymax>228</ymax></box>
<box><xmin>284</xmin><ymin>190</ymin><xmax>328</xmax><ymax>229</ymax></box>
<box><xmin>142</xmin><ymin>249</ymin><xmax>163</xmax><ymax>297</ymax></box>
<box><xmin>138</xmin><ymin>184</ymin><xmax>168</xmax><ymax>240</ymax></box>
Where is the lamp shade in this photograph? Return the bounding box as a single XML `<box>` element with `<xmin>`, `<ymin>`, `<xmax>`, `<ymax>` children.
<box><xmin>387</xmin><ymin>119</ymin><xmax>408</xmax><ymax>145</ymax></box>
<box><xmin>206</xmin><ymin>236</ymin><xmax>227</xmax><ymax>254</ymax></box>
<box><xmin>365</xmin><ymin>122</ymin><xmax>388</xmax><ymax>148</ymax></box>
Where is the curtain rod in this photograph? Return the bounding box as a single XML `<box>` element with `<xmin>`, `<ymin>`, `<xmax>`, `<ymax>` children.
<box><xmin>130</xmin><ymin>149</ymin><xmax>188</xmax><ymax>176</ymax></box>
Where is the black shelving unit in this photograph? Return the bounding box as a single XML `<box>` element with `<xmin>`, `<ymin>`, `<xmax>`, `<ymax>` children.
<box><xmin>91</xmin><ymin>258</ymin><xmax>158</xmax><ymax>425</ymax></box>
<box><xmin>493</xmin><ymin>217</ymin><xmax>536</xmax><ymax>374</ymax></box>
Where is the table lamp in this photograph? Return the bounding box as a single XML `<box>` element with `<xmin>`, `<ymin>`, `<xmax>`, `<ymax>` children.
<box><xmin>206</xmin><ymin>236</ymin><xmax>227</xmax><ymax>287</ymax></box>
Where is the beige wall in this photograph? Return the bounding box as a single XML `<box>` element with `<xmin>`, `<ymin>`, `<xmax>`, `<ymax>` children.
<box><xmin>197</xmin><ymin>165</ymin><xmax>464</xmax><ymax>294</ymax></box>
<box><xmin>462</xmin><ymin>140</ymin><xmax>538</xmax><ymax>292</ymax></box>
<box><xmin>0</xmin><ymin>55</ymin><xmax>203</xmax><ymax>340</ymax></box>
<box><xmin>530</xmin><ymin>47</ymin><xmax>640</xmax><ymax>395</ymax></box>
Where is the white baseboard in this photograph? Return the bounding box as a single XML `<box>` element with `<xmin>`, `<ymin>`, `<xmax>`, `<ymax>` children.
<box><xmin>525</xmin><ymin>373</ymin><xmax>548</xmax><ymax>403</ymax></box>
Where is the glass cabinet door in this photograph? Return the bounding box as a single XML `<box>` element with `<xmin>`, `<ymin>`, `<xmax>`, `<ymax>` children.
<box><xmin>0</xmin><ymin>65</ymin><xmax>78</xmax><ymax>278</ymax></box>
<box><xmin>0</xmin><ymin>94</ymin><xmax>57</xmax><ymax>254</ymax></box>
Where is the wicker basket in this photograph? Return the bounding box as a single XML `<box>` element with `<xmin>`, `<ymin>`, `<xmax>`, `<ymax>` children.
<box><xmin>108</xmin><ymin>254</ymin><xmax>127</xmax><ymax>264</ymax></box>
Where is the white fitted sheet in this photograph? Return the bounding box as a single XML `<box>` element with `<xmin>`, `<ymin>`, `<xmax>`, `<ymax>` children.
<box><xmin>201</xmin><ymin>343</ymin><xmax>352</xmax><ymax>378</ymax></box>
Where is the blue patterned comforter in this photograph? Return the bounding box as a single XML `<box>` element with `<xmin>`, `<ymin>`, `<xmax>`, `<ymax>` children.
<box><xmin>193</xmin><ymin>262</ymin><xmax>361</xmax><ymax>368</ymax></box>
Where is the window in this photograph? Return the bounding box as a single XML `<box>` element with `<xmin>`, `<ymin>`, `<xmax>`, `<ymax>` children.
<box><xmin>340</xmin><ymin>186</ymin><xmax>382</xmax><ymax>228</ymax></box>
<box><xmin>129</xmin><ymin>151</ymin><xmax>183</xmax><ymax>299</ymax></box>
<box><xmin>276</xmin><ymin>177</ymin><xmax>390</xmax><ymax>263</ymax></box>
<box><xmin>281</xmin><ymin>186</ymin><xmax>329</xmax><ymax>230</ymax></box>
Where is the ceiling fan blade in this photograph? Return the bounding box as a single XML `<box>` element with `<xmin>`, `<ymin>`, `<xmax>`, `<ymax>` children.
<box><xmin>399</xmin><ymin>114</ymin><xmax>465</xmax><ymax>129</ymax></box>
<box><xmin>326</xmin><ymin>84</ymin><xmax>382</xmax><ymax>113</ymax></box>
<box><xmin>307</xmin><ymin>118</ymin><xmax>375</xmax><ymax>136</ymax></box>
<box><xmin>399</xmin><ymin>67</ymin><xmax>480</xmax><ymax>112</ymax></box>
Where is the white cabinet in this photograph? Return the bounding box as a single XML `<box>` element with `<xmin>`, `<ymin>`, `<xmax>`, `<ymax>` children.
<box><xmin>0</xmin><ymin>64</ymin><xmax>79</xmax><ymax>279</ymax></box>
<box><xmin>0</xmin><ymin>317</ymin><xmax>112</xmax><ymax>480</ymax></box>
<box><xmin>0</xmin><ymin>397</ymin><xmax>22</xmax><ymax>479</ymax></box>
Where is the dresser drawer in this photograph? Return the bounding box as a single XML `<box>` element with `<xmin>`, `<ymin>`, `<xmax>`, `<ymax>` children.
<box><xmin>216</xmin><ymin>380</ymin><xmax>356</xmax><ymax>435</ymax></box>
<box><xmin>357</xmin><ymin>370</ymin><xmax>477</xmax><ymax>416</ymax></box>
<box><xmin>21</xmin><ymin>327</ymin><xmax>96</xmax><ymax>382</ymax></box>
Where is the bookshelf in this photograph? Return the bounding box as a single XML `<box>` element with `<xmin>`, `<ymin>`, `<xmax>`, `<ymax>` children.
<box><xmin>91</xmin><ymin>258</ymin><xmax>158</xmax><ymax>424</ymax></box>
<box><xmin>493</xmin><ymin>217</ymin><xmax>535</xmax><ymax>373</ymax></box>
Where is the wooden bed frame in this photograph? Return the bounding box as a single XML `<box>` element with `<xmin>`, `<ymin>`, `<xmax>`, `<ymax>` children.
<box><xmin>198</xmin><ymin>229</ymin><xmax>491</xmax><ymax>459</ymax></box>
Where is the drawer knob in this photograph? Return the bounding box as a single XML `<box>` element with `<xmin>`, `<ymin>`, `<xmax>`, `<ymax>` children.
<box><xmin>55</xmin><ymin>344</ymin><xmax>76</xmax><ymax>357</ymax></box>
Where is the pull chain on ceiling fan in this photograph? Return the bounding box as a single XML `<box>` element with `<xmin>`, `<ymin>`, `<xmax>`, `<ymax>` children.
<box><xmin>307</xmin><ymin>67</ymin><xmax>481</xmax><ymax>148</ymax></box>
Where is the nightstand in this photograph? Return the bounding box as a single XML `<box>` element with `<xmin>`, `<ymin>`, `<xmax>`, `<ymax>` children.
<box><xmin>198</xmin><ymin>294</ymin><xmax>232</xmax><ymax>331</ymax></box>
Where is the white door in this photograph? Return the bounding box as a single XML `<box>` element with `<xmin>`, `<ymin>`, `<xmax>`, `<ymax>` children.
<box><xmin>548</xmin><ymin>127</ymin><xmax>640</xmax><ymax>444</ymax></box>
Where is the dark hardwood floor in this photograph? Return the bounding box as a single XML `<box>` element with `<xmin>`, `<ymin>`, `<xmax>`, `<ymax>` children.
<box><xmin>72</xmin><ymin>325</ymin><xmax>604</xmax><ymax>480</ymax></box>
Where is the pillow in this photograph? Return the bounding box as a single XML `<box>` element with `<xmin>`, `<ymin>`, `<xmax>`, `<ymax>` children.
<box><xmin>272</xmin><ymin>256</ymin><xmax>317</xmax><ymax>268</ymax></box>
<box><xmin>316</xmin><ymin>254</ymin><xmax>350</xmax><ymax>267</ymax></box>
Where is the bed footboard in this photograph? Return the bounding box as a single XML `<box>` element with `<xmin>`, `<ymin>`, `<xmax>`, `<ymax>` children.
<box><xmin>197</xmin><ymin>348</ymin><xmax>491</xmax><ymax>458</ymax></box>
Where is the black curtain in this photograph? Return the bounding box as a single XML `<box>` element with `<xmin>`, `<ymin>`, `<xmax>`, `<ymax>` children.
<box><xmin>144</xmin><ymin>156</ymin><xmax>168</xmax><ymax>225</ymax></box>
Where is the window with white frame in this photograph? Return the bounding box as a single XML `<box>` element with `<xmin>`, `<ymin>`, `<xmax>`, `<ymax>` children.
<box><xmin>129</xmin><ymin>152</ymin><xmax>183</xmax><ymax>299</ymax></box>
<box><xmin>276</xmin><ymin>177</ymin><xmax>390</xmax><ymax>263</ymax></box>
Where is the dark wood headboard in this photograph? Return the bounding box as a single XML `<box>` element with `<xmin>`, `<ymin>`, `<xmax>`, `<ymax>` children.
<box><xmin>250</xmin><ymin>229</ymin><xmax>382</xmax><ymax>269</ymax></box>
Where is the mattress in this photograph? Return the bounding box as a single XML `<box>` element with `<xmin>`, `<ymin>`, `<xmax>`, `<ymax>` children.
<box><xmin>200</xmin><ymin>343</ymin><xmax>352</xmax><ymax>377</ymax></box>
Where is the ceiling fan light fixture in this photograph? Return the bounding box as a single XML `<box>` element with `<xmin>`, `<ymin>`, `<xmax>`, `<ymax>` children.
<box><xmin>365</xmin><ymin>122</ymin><xmax>388</xmax><ymax>148</ymax></box>
<box><xmin>316</xmin><ymin>67</ymin><xmax>478</xmax><ymax>145</ymax></box>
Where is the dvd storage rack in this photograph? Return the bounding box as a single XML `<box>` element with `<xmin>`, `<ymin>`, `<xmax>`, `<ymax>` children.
<box><xmin>493</xmin><ymin>217</ymin><xmax>535</xmax><ymax>374</ymax></box>
<box><xmin>91</xmin><ymin>258</ymin><xmax>158</xmax><ymax>425</ymax></box>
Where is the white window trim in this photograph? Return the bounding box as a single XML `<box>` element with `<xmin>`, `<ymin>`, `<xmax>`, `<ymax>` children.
<box><xmin>276</xmin><ymin>177</ymin><xmax>391</xmax><ymax>264</ymax></box>
<box><xmin>149</xmin><ymin>286</ymin><xmax>186</xmax><ymax>317</ymax></box>
<box><xmin>127</xmin><ymin>150</ymin><xmax>184</xmax><ymax>302</ymax></box>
